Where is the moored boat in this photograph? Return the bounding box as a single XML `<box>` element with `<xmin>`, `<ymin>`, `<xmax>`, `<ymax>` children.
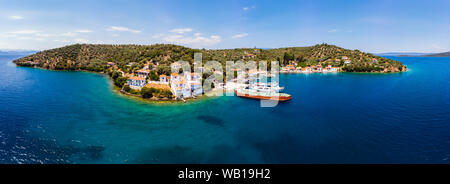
<box><xmin>235</xmin><ymin>89</ymin><xmax>292</xmax><ymax>101</ymax></box>
<box><xmin>249</xmin><ymin>82</ymin><xmax>284</xmax><ymax>92</ymax></box>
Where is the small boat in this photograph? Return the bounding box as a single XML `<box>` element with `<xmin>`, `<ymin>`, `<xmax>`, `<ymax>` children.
<box><xmin>235</xmin><ymin>89</ymin><xmax>292</xmax><ymax>101</ymax></box>
<box><xmin>249</xmin><ymin>82</ymin><xmax>284</xmax><ymax>91</ymax></box>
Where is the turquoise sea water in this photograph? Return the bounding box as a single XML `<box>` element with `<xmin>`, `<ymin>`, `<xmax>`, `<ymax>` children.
<box><xmin>1</xmin><ymin>55</ymin><xmax>450</xmax><ymax>164</ymax></box>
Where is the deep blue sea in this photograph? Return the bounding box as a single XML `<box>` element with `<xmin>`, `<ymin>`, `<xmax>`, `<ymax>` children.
<box><xmin>1</xmin><ymin>55</ymin><xmax>450</xmax><ymax>164</ymax></box>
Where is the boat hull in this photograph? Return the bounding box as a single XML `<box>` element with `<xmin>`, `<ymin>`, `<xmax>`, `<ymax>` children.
<box><xmin>235</xmin><ymin>91</ymin><xmax>292</xmax><ymax>101</ymax></box>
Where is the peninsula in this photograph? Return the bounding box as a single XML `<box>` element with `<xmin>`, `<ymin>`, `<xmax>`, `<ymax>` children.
<box><xmin>13</xmin><ymin>43</ymin><xmax>407</xmax><ymax>101</ymax></box>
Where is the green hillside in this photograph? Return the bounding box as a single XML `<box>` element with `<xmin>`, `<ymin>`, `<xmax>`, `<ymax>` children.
<box><xmin>14</xmin><ymin>43</ymin><xmax>406</xmax><ymax>74</ymax></box>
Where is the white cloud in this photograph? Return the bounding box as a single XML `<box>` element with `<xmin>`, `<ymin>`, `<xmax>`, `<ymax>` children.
<box><xmin>54</xmin><ymin>39</ymin><xmax>72</xmax><ymax>43</ymax></box>
<box><xmin>61</xmin><ymin>32</ymin><xmax>78</xmax><ymax>37</ymax></box>
<box><xmin>152</xmin><ymin>33</ymin><xmax>165</xmax><ymax>39</ymax></box>
<box><xmin>35</xmin><ymin>38</ymin><xmax>45</xmax><ymax>41</ymax></box>
<box><xmin>107</xmin><ymin>26</ymin><xmax>141</xmax><ymax>34</ymax></box>
<box><xmin>35</xmin><ymin>33</ymin><xmax>57</xmax><ymax>37</ymax></box>
<box><xmin>75</xmin><ymin>29</ymin><xmax>93</xmax><ymax>33</ymax></box>
<box><xmin>169</xmin><ymin>28</ymin><xmax>193</xmax><ymax>34</ymax></box>
<box><xmin>0</xmin><ymin>34</ymin><xmax>17</xmax><ymax>38</ymax></box>
<box><xmin>231</xmin><ymin>33</ymin><xmax>248</xmax><ymax>39</ymax></box>
<box><xmin>9</xmin><ymin>15</ymin><xmax>24</xmax><ymax>20</ymax></box>
<box><xmin>112</xmin><ymin>34</ymin><xmax>120</xmax><ymax>37</ymax></box>
<box><xmin>157</xmin><ymin>28</ymin><xmax>221</xmax><ymax>47</ymax></box>
<box><xmin>328</xmin><ymin>29</ymin><xmax>338</xmax><ymax>33</ymax></box>
<box><xmin>54</xmin><ymin>38</ymin><xmax>89</xmax><ymax>44</ymax></box>
<box><xmin>74</xmin><ymin>38</ymin><xmax>89</xmax><ymax>43</ymax></box>
<box><xmin>15</xmin><ymin>36</ymin><xmax>45</xmax><ymax>41</ymax></box>
<box><xmin>163</xmin><ymin>34</ymin><xmax>221</xmax><ymax>47</ymax></box>
<box><xmin>18</xmin><ymin>37</ymin><xmax>32</xmax><ymax>40</ymax></box>
<box><xmin>37</xmin><ymin>30</ymin><xmax>91</xmax><ymax>38</ymax></box>
<box><xmin>8</xmin><ymin>30</ymin><xmax>39</xmax><ymax>34</ymax></box>
<box><xmin>243</xmin><ymin>6</ymin><xmax>255</xmax><ymax>11</ymax></box>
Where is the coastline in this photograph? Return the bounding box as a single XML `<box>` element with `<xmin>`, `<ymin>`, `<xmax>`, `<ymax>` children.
<box><xmin>279</xmin><ymin>69</ymin><xmax>408</xmax><ymax>75</ymax></box>
<box><xmin>14</xmin><ymin>63</ymin><xmax>218</xmax><ymax>105</ymax></box>
<box><xmin>14</xmin><ymin>62</ymin><xmax>407</xmax><ymax>105</ymax></box>
<box><xmin>111</xmin><ymin>83</ymin><xmax>222</xmax><ymax>106</ymax></box>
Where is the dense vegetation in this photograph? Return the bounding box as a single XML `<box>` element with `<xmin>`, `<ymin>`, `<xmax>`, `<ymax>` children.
<box><xmin>141</xmin><ymin>87</ymin><xmax>173</xmax><ymax>99</ymax></box>
<box><xmin>14</xmin><ymin>43</ymin><xmax>407</xmax><ymax>76</ymax></box>
<box><xmin>123</xmin><ymin>85</ymin><xmax>173</xmax><ymax>99</ymax></box>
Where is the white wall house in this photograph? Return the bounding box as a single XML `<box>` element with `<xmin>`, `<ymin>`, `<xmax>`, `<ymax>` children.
<box><xmin>188</xmin><ymin>81</ymin><xmax>203</xmax><ymax>96</ymax></box>
<box><xmin>171</xmin><ymin>80</ymin><xmax>186</xmax><ymax>97</ymax></box>
<box><xmin>325</xmin><ymin>65</ymin><xmax>338</xmax><ymax>72</ymax></box>
<box><xmin>184</xmin><ymin>73</ymin><xmax>201</xmax><ymax>82</ymax></box>
<box><xmin>159</xmin><ymin>75</ymin><xmax>169</xmax><ymax>84</ymax></box>
<box><xmin>169</xmin><ymin>72</ymin><xmax>204</xmax><ymax>98</ymax></box>
<box><xmin>171</xmin><ymin>73</ymin><xmax>180</xmax><ymax>82</ymax></box>
<box><xmin>313</xmin><ymin>65</ymin><xmax>323</xmax><ymax>72</ymax></box>
<box><xmin>136</xmin><ymin>69</ymin><xmax>150</xmax><ymax>78</ymax></box>
<box><xmin>171</xmin><ymin>63</ymin><xmax>182</xmax><ymax>72</ymax></box>
<box><xmin>127</xmin><ymin>76</ymin><xmax>146</xmax><ymax>90</ymax></box>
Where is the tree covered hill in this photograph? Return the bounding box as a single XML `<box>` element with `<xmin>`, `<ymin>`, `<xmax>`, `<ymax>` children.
<box><xmin>13</xmin><ymin>43</ymin><xmax>406</xmax><ymax>74</ymax></box>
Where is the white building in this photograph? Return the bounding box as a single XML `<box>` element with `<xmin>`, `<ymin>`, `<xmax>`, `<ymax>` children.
<box><xmin>171</xmin><ymin>63</ymin><xmax>182</xmax><ymax>71</ymax></box>
<box><xmin>159</xmin><ymin>75</ymin><xmax>169</xmax><ymax>84</ymax></box>
<box><xmin>184</xmin><ymin>72</ymin><xmax>201</xmax><ymax>82</ymax></box>
<box><xmin>170</xmin><ymin>72</ymin><xmax>203</xmax><ymax>98</ymax></box>
<box><xmin>188</xmin><ymin>81</ymin><xmax>203</xmax><ymax>96</ymax></box>
<box><xmin>171</xmin><ymin>73</ymin><xmax>180</xmax><ymax>82</ymax></box>
<box><xmin>171</xmin><ymin>80</ymin><xmax>186</xmax><ymax>97</ymax></box>
<box><xmin>127</xmin><ymin>76</ymin><xmax>146</xmax><ymax>90</ymax></box>
<box><xmin>126</xmin><ymin>62</ymin><xmax>136</xmax><ymax>67</ymax></box>
<box><xmin>325</xmin><ymin>65</ymin><xmax>338</xmax><ymax>72</ymax></box>
<box><xmin>136</xmin><ymin>69</ymin><xmax>150</xmax><ymax>78</ymax></box>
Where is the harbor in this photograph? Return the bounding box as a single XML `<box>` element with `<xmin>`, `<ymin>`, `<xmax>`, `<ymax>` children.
<box><xmin>124</xmin><ymin>62</ymin><xmax>293</xmax><ymax>102</ymax></box>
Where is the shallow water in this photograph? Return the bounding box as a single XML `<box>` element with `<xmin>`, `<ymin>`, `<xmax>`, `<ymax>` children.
<box><xmin>1</xmin><ymin>55</ymin><xmax>450</xmax><ymax>164</ymax></box>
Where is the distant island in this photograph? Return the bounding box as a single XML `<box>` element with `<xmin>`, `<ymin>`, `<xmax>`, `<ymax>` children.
<box><xmin>424</xmin><ymin>52</ymin><xmax>450</xmax><ymax>57</ymax></box>
<box><xmin>13</xmin><ymin>43</ymin><xmax>407</xmax><ymax>101</ymax></box>
<box><xmin>376</xmin><ymin>52</ymin><xmax>435</xmax><ymax>57</ymax></box>
<box><xmin>0</xmin><ymin>50</ymin><xmax>38</xmax><ymax>56</ymax></box>
<box><xmin>376</xmin><ymin>51</ymin><xmax>450</xmax><ymax>57</ymax></box>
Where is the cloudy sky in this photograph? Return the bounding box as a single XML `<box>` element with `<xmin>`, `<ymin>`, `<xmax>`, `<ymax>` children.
<box><xmin>1</xmin><ymin>0</ymin><xmax>450</xmax><ymax>53</ymax></box>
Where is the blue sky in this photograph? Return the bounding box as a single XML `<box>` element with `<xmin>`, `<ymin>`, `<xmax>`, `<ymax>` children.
<box><xmin>1</xmin><ymin>0</ymin><xmax>449</xmax><ymax>53</ymax></box>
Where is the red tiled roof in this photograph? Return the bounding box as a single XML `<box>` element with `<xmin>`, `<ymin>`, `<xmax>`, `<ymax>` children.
<box><xmin>129</xmin><ymin>76</ymin><xmax>145</xmax><ymax>81</ymax></box>
<box><xmin>144</xmin><ymin>83</ymin><xmax>170</xmax><ymax>90</ymax></box>
<box><xmin>136</xmin><ymin>69</ymin><xmax>150</xmax><ymax>73</ymax></box>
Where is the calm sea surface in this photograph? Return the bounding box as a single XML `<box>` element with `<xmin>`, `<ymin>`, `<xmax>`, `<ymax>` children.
<box><xmin>1</xmin><ymin>55</ymin><xmax>450</xmax><ymax>164</ymax></box>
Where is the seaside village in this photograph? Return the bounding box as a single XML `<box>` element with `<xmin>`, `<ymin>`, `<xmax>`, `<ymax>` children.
<box><xmin>279</xmin><ymin>56</ymin><xmax>353</xmax><ymax>73</ymax></box>
<box><xmin>122</xmin><ymin>62</ymin><xmax>278</xmax><ymax>101</ymax></box>
<box><xmin>123</xmin><ymin>62</ymin><xmax>265</xmax><ymax>100</ymax></box>
<box><xmin>281</xmin><ymin>64</ymin><xmax>339</xmax><ymax>73</ymax></box>
<box><xmin>119</xmin><ymin>56</ymin><xmax>354</xmax><ymax>101</ymax></box>
<box><xmin>125</xmin><ymin>63</ymin><xmax>203</xmax><ymax>100</ymax></box>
